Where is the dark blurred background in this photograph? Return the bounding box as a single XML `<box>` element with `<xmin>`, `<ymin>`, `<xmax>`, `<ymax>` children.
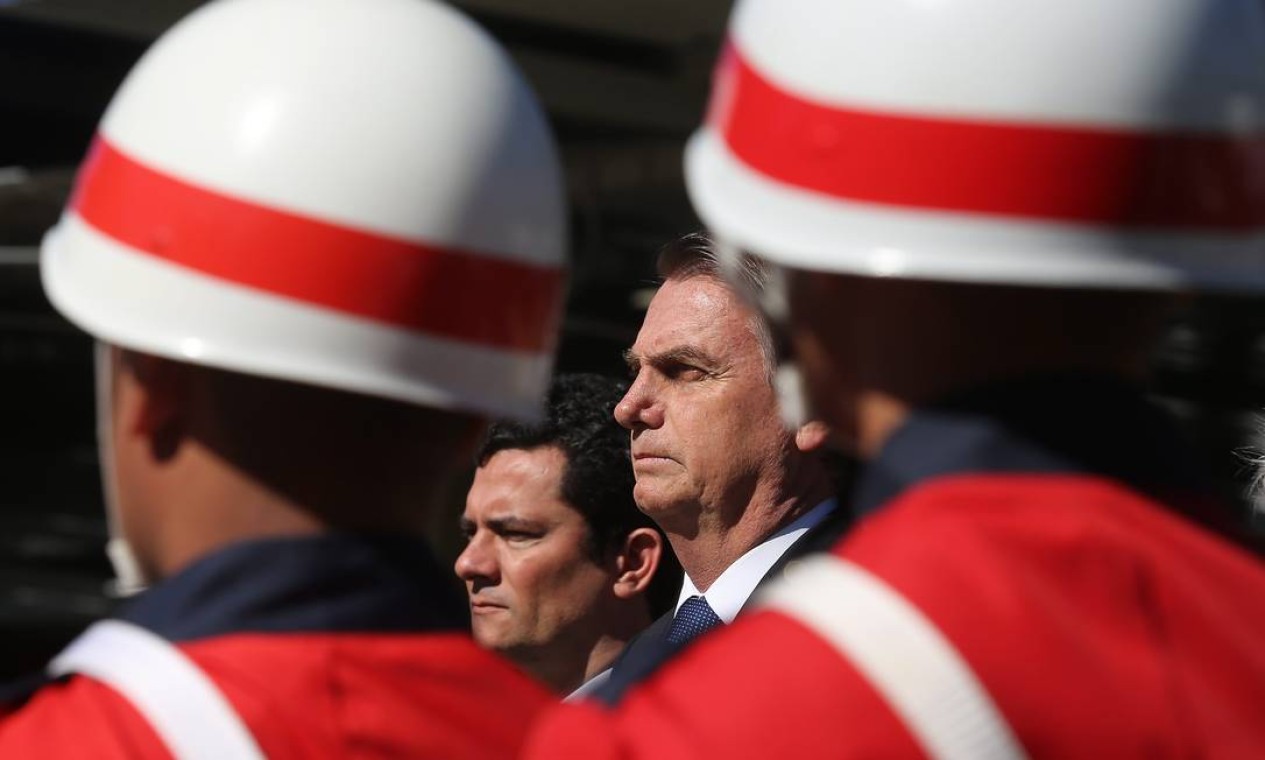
<box><xmin>1</xmin><ymin>0</ymin><xmax>1262</xmax><ymax>681</ymax></box>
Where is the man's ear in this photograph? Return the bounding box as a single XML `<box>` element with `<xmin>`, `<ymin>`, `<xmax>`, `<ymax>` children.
<box><xmin>794</xmin><ymin>420</ymin><xmax>830</xmax><ymax>453</ymax></box>
<box><xmin>118</xmin><ymin>351</ymin><xmax>189</xmax><ymax>462</ymax></box>
<box><xmin>612</xmin><ymin>527</ymin><xmax>663</xmax><ymax>600</ymax></box>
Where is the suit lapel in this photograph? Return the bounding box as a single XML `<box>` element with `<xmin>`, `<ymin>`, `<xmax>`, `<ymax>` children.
<box><xmin>594</xmin><ymin>611</ymin><xmax>675</xmax><ymax>704</ymax></box>
<box><xmin>739</xmin><ymin>504</ymin><xmax>852</xmax><ymax>615</ymax></box>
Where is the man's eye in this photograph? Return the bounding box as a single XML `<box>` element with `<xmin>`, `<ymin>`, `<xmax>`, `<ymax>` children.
<box><xmin>671</xmin><ymin>364</ymin><xmax>706</xmax><ymax>381</ymax></box>
<box><xmin>504</xmin><ymin>532</ymin><xmax>542</xmax><ymax>545</ymax></box>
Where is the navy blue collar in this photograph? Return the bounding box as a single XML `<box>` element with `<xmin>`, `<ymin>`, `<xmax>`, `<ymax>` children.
<box><xmin>1</xmin><ymin>534</ymin><xmax>466</xmax><ymax>705</ymax></box>
<box><xmin>853</xmin><ymin>373</ymin><xmax>1218</xmax><ymax>521</ymax></box>
<box><xmin>117</xmin><ymin>533</ymin><xmax>467</xmax><ymax>641</ymax></box>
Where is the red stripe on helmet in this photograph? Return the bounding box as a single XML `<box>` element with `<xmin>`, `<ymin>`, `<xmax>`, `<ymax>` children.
<box><xmin>713</xmin><ymin>45</ymin><xmax>1265</xmax><ymax>231</ymax></box>
<box><xmin>71</xmin><ymin>137</ymin><xmax>565</xmax><ymax>352</ymax></box>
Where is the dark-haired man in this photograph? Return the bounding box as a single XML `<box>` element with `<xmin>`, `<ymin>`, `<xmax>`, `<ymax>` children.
<box><xmin>0</xmin><ymin>0</ymin><xmax>569</xmax><ymax>756</ymax></box>
<box><xmin>456</xmin><ymin>374</ymin><xmax>681</xmax><ymax>698</ymax></box>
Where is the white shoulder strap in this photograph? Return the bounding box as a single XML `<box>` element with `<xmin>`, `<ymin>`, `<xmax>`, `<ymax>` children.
<box><xmin>759</xmin><ymin>555</ymin><xmax>1029</xmax><ymax>760</ymax></box>
<box><xmin>48</xmin><ymin>619</ymin><xmax>267</xmax><ymax>760</ymax></box>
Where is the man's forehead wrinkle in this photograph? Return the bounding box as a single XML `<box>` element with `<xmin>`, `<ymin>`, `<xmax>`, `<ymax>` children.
<box><xmin>683</xmin><ymin>271</ymin><xmax>754</xmax><ymax>313</ymax></box>
<box><xmin>640</xmin><ymin>295</ymin><xmax>728</xmax><ymax>349</ymax></box>
<box><xmin>478</xmin><ymin>501</ymin><xmax>542</xmax><ymax>528</ymax></box>
<box><xmin>677</xmin><ymin>281</ymin><xmax>734</xmax><ymax>325</ymax></box>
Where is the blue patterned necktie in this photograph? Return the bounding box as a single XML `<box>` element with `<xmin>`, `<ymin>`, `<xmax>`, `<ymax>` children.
<box><xmin>666</xmin><ymin>595</ymin><xmax>723</xmax><ymax>646</ymax></box>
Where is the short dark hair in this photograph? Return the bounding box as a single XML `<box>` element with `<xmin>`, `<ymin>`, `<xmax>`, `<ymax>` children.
<box><xmin>476</xmin><ymin>373</ymin><xmax>681</xmax><ymax>616</ymax></box>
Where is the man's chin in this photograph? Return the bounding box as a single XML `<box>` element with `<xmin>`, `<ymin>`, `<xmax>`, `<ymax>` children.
<box><xmin>632</xmin><ymin>487</ymin><xmax>696</xmax><ymax>525</ymax></box>
<box><xmin>471</xmin><ymin>618</ymin><xmax>514</xmax><ymax>649</ymax></box>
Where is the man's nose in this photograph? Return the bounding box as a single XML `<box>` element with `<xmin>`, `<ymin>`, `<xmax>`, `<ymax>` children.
<box><xmin>615</xmin><ymin>375</ymin><xmax>664</xmax><ymax>430</ymax></box>
<box><xmin>454</xmin><ymin>535</ymin><xmax>498</xmax><ymax>586</ymax></box>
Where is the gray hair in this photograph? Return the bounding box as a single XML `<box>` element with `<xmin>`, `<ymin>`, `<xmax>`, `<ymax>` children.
<box><xmin>656</xmin><ymin>232</ymin><xmax>776</xmax><ymax>382</ymax></box>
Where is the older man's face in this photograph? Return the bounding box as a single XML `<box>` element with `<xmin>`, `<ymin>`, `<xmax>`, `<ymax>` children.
<box><xmin>617</xmin><ymin>275</ymin><xmax>789</xmax><ymax>525</ymax></box>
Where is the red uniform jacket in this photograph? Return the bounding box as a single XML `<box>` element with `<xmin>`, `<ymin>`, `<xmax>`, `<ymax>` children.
<box><xmin>0</xmin><ymin>535</ymin><xmax>551</xmax><ymax>758</ymax></box>
<box><xmin>527</xmin><ymin>375</ymin><xmax>1265</xmax><ymax>758</ymax></box>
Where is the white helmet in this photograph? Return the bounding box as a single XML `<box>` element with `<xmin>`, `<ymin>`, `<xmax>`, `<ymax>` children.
<box><xmin>687</xmin><ymin>0</ymin><xmax>1265</xmax><ymax>291</ymax></box>
<box><xmin>42</xmin><ymin>0</ymin><xmax>567</xmax><ymax>421</ymax></box>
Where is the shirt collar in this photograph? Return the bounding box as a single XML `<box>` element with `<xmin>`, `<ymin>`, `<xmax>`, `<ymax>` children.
<box><xmin>565</xmin><ymin>667</ymin><xmax>612</xmax><ymax>702</ymax></box>
<box><xmin>116</xmin><ymin>533</ymin><xmax>468</xmax><ymax>641</ymax></box>
<box><xmin>677</xmin><ymin>498</ymin><xmax>837</xmax><ymax>623</ymax></box>
<box><xmin>852</xmin><ymin>372</ymin><xmax>1213</xmax><ymax>518</ymax></box>
<box><xmin>1</xmin><ymin>533</ymin><xmax>467</xmax><ymax>708</ymax></box>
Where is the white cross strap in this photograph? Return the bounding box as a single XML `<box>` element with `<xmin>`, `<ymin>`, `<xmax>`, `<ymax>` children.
<box><xmin>759</xmin><ymin>555</ymin><xmax>1029</xmax><ymax>760</ymax></box>
<box><xmin>48</xmin><ymin>619</ymin><xmax>266</xmax><ymax>760</ymax></box>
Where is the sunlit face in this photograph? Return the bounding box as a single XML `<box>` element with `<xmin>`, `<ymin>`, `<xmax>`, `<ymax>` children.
<box><xmin>456</xmin><ymin>446</ymin><xmax>615</xmax><ymax>663</ymax></box>
<box><xmin>615</xmin><ymin>275</ymin><xmax>791</xmax><ymax>525</ymax></box>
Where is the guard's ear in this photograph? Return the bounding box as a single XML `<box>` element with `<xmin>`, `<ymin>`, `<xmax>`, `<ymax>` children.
<box><xmin>795</xmin><ymin>420</ymin><xmax>830</xmax><ymax>453</ymax></box>
<box><xmin>117</xmin><ymin>350</ymin><xmax>190</xmax><ymax>462</ymax></box>
<box><xmin>612</xmin><ymin>527</ymin><xmax>663</xmax><ymax>600</ymax></box>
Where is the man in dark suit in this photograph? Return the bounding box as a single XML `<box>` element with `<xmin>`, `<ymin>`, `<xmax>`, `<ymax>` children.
<box><xmin>601</xmin><ymin>233</ymin><xmax>848</xmax><ymax>698</ymax></box>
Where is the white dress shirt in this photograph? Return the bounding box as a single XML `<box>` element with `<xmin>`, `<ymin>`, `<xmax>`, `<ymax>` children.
<box><xmin>675</xmin><ymin>498</ymin><xmax>837</xmax><ymax>623</ymax></box>
<box><xmin>564</xmin><ymin>667</ymin><xmax>611</xmax><ymax>702</ymax></box>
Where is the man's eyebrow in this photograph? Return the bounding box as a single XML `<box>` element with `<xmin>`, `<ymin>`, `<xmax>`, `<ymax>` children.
<box><xmin>645</xmin><ymin>345</ymin><xmax>716</xmax><ymax>368</ymax></box>
<box><xmin>485</xmin><ymin>516</ymin><xmax>544</xmax><ymax>533</ymax></box>
<box><xmin>625</xmin><ymin>345</ymin><xmax>721</xmax><ymax>375</ymax></box>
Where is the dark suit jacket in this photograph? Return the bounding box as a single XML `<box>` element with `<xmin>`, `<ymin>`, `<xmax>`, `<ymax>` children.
<box><xmin>594</xmin><ymin>504</ymin><xmax>850</xmax><ymax>704</ymax></box>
